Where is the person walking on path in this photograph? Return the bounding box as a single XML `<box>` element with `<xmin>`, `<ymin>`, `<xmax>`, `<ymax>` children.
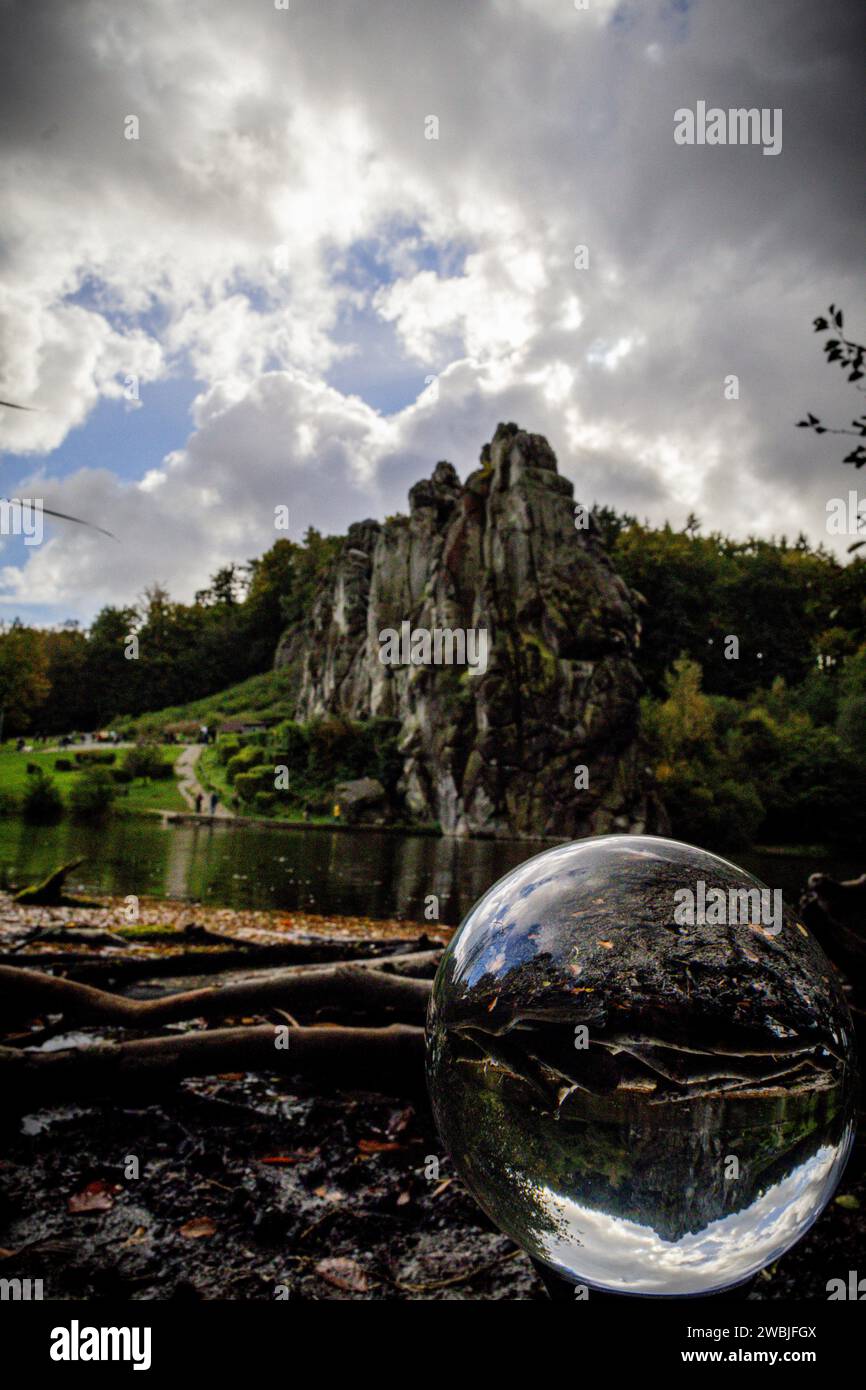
<box><xmin>175</xmin><ymin>744</ymin><xmax>231</xmax><ymax>819</ymax></box>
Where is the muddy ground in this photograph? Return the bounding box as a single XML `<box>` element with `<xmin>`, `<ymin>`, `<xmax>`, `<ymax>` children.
<box><xmin>0</xmin><ymin>894</ymin><xmax>862</xmax><ymax>1301</ymax></box>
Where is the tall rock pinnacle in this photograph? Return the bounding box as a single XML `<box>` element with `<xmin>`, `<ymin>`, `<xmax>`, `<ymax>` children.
<box><xmin>277</xmin><ymin>423</ymin><xmax>658</xmax><ymax>838</ymax></box>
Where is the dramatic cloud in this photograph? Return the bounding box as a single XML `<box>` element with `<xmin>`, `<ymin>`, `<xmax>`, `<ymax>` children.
<box><xmin>0</xmin><ymin>0</ymin><xmax>863</xmax><ymax>621</ymax></box>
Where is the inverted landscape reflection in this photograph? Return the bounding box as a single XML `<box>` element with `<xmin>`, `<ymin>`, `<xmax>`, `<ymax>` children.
<box><xmin>427</xmin><ymin>836</ymin><xmax>857</xmax><ymax>1295</ymax></box>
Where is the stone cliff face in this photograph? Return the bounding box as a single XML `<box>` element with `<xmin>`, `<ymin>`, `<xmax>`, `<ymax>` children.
<box><xmin>276</xmin><ymin>423</ymin><xmax>658</xmax><ymax>838</ymax></box>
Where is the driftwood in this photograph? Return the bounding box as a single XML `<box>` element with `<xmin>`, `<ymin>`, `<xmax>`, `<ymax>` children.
<box><xmin>0</xmin><ymin>937</ymin><xmax>442</xmax><ymax>983</ymax></box>
<box><xmin>800</xmin><ymin>873</ymin><xmax>866</xmax><ymax>977</ymax></box>
<box><xmin>0</xmin><ymin>933</ymin><xmax>441</xmax><ymax>1104</ymax></box>
<box><xmin>0</xmin><ymin>960</ymin><xmax>431</xmax><ymax>1027</ymax></box>
<box><xmin>0</xmin><ymin>1023</ymin><xmax>426</xmax><ymax>1104</ymax></box>
<box><xmin>800</xmin><ymin>871</ymin><xmax>866</xmax><ymax>1052</ymax></box>
<box><xmin>0</xmin><ymin>861</ymin><xmax>863</xmax><ymax>1113</ymax></box>
<box><xmin>13</xmin><ymin>857</ymin><xmax>88</xmax><ymax>907</ymax></box>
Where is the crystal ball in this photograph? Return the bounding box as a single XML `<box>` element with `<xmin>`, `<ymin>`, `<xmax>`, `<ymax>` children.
<box><xmin>426</xmin><ymin>835</ymin><xmax>857</xmax><ymax>1295</ymax></box>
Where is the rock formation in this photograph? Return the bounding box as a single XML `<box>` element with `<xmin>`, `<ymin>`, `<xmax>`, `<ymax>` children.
<box><xmin>276</xmin><ymin>423</ymin><xmax>659</xmax><ymax>839</ymax></box>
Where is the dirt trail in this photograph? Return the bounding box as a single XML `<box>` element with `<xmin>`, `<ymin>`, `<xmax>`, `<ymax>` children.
<box><xmin>175</xmin><ymin>745</ymin><xmax>232</xmax><ymax>818</ymax></box>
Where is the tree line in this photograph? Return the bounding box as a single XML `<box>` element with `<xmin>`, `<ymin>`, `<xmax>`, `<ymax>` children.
<box><xmin>2</xmin><ymin>509</ymin><xmax>866</xmax><ymax>850</ymax></box>
<box><xmin>0</xmin><ymin>530</ymin><xmax>339</xmax><ymax>736</ymax></box>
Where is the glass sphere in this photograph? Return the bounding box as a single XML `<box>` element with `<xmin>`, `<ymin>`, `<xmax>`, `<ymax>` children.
<box><xmin>426</xmin><ymin>835</ymin><xmax>857</xmax><ymax>1296</ymax></box>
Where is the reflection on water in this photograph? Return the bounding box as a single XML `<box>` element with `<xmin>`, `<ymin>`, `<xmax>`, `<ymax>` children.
<box><xmin>0</xmin><ymin>816</ymin><xmax>862</xmax><ymax>927</ymax></box>
<box><xmin>427</xmin><ymin>836</ymin><xmax>858</xmax><ymax>1294</ymax></box>
<box><xmin>0</xmin><ymin>817</ymin><xmax>532</xmax><ymax>924</ymax></box>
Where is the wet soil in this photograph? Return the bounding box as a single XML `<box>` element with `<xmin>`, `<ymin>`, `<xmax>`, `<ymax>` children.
<box><xmin>0</xmin><ymin>895</ymin><xmax>862</xmax><ymax>1301</ymax></box>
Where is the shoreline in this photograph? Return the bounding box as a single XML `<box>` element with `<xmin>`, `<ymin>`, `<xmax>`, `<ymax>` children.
<box><xmin>0</xmin><ymin>890</ymin><xmax>454</xmax><ymax>947</ymax></box>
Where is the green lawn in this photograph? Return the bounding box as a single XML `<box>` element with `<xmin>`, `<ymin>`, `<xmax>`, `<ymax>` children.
<box><xmin>0</xmin><ymin>745</ymin><xmax>187</xmax><ymax>816</ymax></box>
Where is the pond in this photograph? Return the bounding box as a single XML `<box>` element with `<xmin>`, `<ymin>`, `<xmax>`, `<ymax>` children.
<box><xmin>0</xmin><ymin>816</ymin><xmax>859</xmax><ymax>928</ymax></box>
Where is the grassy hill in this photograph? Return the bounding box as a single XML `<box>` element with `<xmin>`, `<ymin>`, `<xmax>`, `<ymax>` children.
<box><xmin>127</xmin><ymin>669</ymin><xmax>294</xmax><ymax>738</ymax></box>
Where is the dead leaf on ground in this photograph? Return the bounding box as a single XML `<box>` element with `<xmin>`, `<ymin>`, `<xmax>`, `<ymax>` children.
<box><xmin>259</xmin><ymin>1148</ymin><xmax>320</xmax><ymax>1165</ymax></box>
<box><xmin>179</xmin><ymin>1216</ymin><xmax>217</xmax><ymax>1239</ymax></box>
<box><xmin>68</xmin><ymin>1180</ymin><xmax>119</xmax><ymax>1214</ymax></box>
<box><xmin>386</xmin><ymin>1106</ymin><xmax>414</xmax><ymax>1138</ymax></box>
<box><xmin>358</xmin><ymin>1138</ymin><xmax>404</xmax><ymax>1154</ymax></box>
<box><xmin>119</xmin><ymin>1226</ymin><xmax>148</xmax><ymax>1248</ymax></box>
<box><xmin>315</xmin><ymin>1257</ymin><xmax>370</xmax><ymax>1293</ymax></box>
<box><xmin>313</xmin><ymin>1186</ymin><xmax>345</xmax><ymax>1203</ymax></box>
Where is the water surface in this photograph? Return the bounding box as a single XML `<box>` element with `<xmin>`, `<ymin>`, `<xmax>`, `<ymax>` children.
<box><xmin>0</xmin><ymin>817</ymin><xmax>856</xmax><ymax>926</ymax></box>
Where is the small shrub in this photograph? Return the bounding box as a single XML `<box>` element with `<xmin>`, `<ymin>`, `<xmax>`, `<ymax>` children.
<box><xmin>111</xmin><ymin>767</ymin><xmax>134</xmax><ymax>784</ymax></box>
<box><xmin>54</xmin><ymin>758</ymin><xmax>73</xmax><ymax>772</ymax></box>
<box><xmin>122</xmin><ymin>743</ymin><xmax>164</xmax><ymax>779</ymax></box>
<box><xmin>217</xmin><ymin>738</ymin><xmax>241</xmax><ymax>766</ymax></box>
<box><xmin>150</xmin><ymin>761</ymin><xmax>175</xmax><ymax>780</ymax></box>
<box><xmin>233</xmin><ymin>765</ymin><xmax>275</xmax><ymax>802</ymax></box>
<box><xmin>226</xmin><ymin>746</ymin><xmax>260</xmax><ymax>784</ymax></box>
<box><xmin>74</xmin><ymin>749</ymin><xmax>116</xmax><ymax>765</ymax></box>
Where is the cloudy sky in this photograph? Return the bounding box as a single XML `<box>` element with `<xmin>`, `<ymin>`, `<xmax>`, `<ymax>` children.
<box><xmin>1</xmin><ymin>0</ymin><xmax>864</xmax><ymax>626</ymax></box>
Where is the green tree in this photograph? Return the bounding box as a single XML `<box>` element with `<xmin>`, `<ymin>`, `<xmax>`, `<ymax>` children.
<box><xmin>0</xmin><ymin>623</ymin><xmax>49</xmax><ymax>737</ymax></box>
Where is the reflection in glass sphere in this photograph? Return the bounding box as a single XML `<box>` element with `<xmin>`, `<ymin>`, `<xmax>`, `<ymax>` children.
<box><xmin>426</xmin><ymin>836</ymin><xmax>857</xmax><ymax>1295</ymax></box>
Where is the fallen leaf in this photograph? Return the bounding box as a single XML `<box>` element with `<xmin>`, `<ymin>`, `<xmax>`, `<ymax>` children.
<box><xmin>386</xmin><ymin>1107</ymin><xmax>414</xmax><ymax>1139</ymax></box>
<box><xmin>396</xmin><ymin>1190</ymin><xmax>412</xmax><ymax>1206</ymax></box>
<box><xmin>313</xmin><ymin>1186</ymin><xmax>345</xmax><ymax>1203</ymax></box>
<box><xmin>597</xmin><ymin>940</ymin><xmax>613</xmax><ymax>949</ymax></box>
<box><xmin>179</xmin><ymin>1217</ymin><xmax>216</xmax><ymax>1239</ymax></box>
<box><xmin>68</xmin><ymin>1180</ymin><xmax>118</xmax><ymax>1214</ymax></box>
<box><xmin>358</xmin><ymin>1139</ymin><xmax>403</xmax><ymax>1154</ymax></box>
<box><xmin>119</xmin><ymin>1227</ymin><xmax>148</xmax><ymax>1248</ymax></box>
<box><xmin>259</xmin><ymin>1148</ymin><xmax>320</xmax><ymax>1165</ymax></box>
<box><xmin>315</xmin><ymin>1257</ymin><xmax>369</xmax><ymax>1293</ymax></box>
<box><xmin>431</xmin><ymin>1179</ymin><xmax>453</xmax><ymax>1198</ymax></box>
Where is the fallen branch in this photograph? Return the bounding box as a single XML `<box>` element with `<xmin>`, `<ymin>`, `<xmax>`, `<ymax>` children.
<box><xmin>13</xmin><ymin>858</ymin><xmax>92</xmax><ymax>907</ymax></box>
<box><xmin>0</xmin><ymin>960</ymin><xmax>431</xmax><ymax>1028</ymax></box>
<box><xmin>0</xmin><ymin>941</ymin><xmax>443</xmax><ymax>983</ymax></box>
<box><xmin>0</xmin><ymin>1022</ymin><xmax>425</xmax><ymax>1103</ymax></box>
<box><xmin>800</xmin><ymin>874</ymin><xmax>866</xmax><ymax>982</ymax></box>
